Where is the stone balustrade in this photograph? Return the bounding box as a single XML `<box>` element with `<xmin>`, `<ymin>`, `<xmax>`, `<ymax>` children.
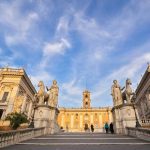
<box><xmin>126</xmin><ymin>127</ymin><xmax>150</xmax><ymax>141</ymax></box>
<box><xmin>0</xmin><ymin>127</ymin><xmax>45</xmax><ymax>148</ymax></box>
<box><xmin>141</xmin><ymin>119</ymin><xmax>150</xmax><ymax>127</ymax></box>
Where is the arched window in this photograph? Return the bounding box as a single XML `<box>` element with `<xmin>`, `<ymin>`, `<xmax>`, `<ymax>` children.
<box><xmin>84</xmin><ymin>113</ymin><xmax>89</xmax><ymax>121</ymax></box>
<box><xmin>75</xmin><ymin>113</ymin><xmax>78</xmax><ymax>119</ymax></box>
<box><xmin>85</xmin><ymin>102</ymin><xmax>88</xmax><ymax>108</ymax></box>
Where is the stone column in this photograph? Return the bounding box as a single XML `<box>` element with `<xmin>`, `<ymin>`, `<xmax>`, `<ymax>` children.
<box><xmin>80</xmin><ymin>115</ymin><xmax>83</xmax><ymax>129</ymax></box>
<box><xmin>99</xmin><ymin>114</ymin><xmax>103</xmax><ymax>132</ymax></box>
<box><xmin>6</xmin><ymin>86</ymin><xmax>19</xmax><ymax>115</ymax></box>
<box><xmin>108</xmin><ymin>110</ymin><xmax>113</xmax><ymax>123</ymax></box>
<box><xmin>71</xmin><ymin>114</ymin><xmax>74</xmax><ymax>129</ymax></box>
<box><xmin>141</xmin><ymin>101</ymin><xmax>146</xmax><ymax>119</ymax></box>
<box><xmin>146</xmin><ymin>91</ymin><xmax>150</xmax><ymax>108</ymax></box>
<box><xmin>90</xmin><ymin>114</ymin><xmax>93</xmax><ymax>124</ymax></box>
<box><xmin>21</xmin><ymin>94</ymin><xmax>27</xmax><ymax>113</ymax></box>
<box><xmin>27</xmin><ymin>102</ymin><xmax>33</xmax><ymax>119</ymax></box>
<box><xmin>61</xmin><ymin>114</ymin><xmax>65</xmax><ymax>127</ymax></box>
<box><xmin>99</xmin><ymin>115</ymin><xmax>102</xmax><ymax>128</ymax></box>
<box><xmin>62</xmin><ymin>114</ymin><xmax>65</xmax><ymax>128</ymax></box>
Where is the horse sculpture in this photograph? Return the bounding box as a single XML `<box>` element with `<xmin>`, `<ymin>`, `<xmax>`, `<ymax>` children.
<box><xmin>35</xmin><ymin>81</ymin><xmax>49</xmax><ymax>105</ymax></box>
<box><xmin>122</xmin><ymin>78</ymin><xmax>134</xmax><ymax>104</ymax></box>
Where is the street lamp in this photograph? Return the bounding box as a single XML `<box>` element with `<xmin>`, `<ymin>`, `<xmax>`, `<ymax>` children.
<box><xmin>131</xmin><ymin>94</ymin><xmax>141</xmax><ymax>128</ymax></box>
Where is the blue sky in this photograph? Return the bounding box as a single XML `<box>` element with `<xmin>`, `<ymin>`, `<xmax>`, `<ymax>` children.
<box><xmin>0</xmin><ymin>0</ymin><xmax>150</xmax><ymax>107</ymax></box>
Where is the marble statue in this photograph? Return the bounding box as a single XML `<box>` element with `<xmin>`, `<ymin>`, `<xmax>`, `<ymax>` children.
<box><xmin>111</xmin><ymin>80</ymin><xmax>123</xmax><ymax>106</ymax></box>
<box><xmin>35</xmin><ymin>81</ymin><xmax>49</xmax><ymax>105</ymax></box>
<box><xmin>48</xmin><ymin>80</ymin><xmax>59</xmax><ymax>107</ymax></box>
<box><xmin>123</xmin><ymin>78</ymin><xmax>134</xmax><ymax>104</ymax></box>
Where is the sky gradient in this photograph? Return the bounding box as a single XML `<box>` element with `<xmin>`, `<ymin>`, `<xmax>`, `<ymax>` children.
<box><xmin>0</xmin><ymin>0</ymin><xmax>150</xmax><ymax>107</ymax></box>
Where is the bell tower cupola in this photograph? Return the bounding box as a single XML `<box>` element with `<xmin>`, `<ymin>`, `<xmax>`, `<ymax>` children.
<box><xmin>83</xmin><ymin>90</ymin><xmax>91</xmax><ymax>109</ymax></box>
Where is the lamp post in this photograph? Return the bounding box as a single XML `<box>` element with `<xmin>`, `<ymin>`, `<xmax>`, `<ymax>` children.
<box><xmin>131</xmin><ymin>94</ymin><xmax>141</xmax><ymax>128</ymax></box>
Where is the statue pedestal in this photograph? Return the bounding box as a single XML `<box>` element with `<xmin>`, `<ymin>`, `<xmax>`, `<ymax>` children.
<box><xmin>112</xmin><ymin>103</ymin><xmax>136</xmax><ymax>134</ymax></box>
<box><xmin>49</xmin><ymin>107</ymin><xmax>60</xmax><ymax>134</ymax></box>
<box><xmin>34</xmin><ymin>105</ymin><xmax>60</xmax><ymax>134</ymax></box>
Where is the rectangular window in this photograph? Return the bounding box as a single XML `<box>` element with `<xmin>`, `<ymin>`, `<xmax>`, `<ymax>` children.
<box><xmin>1</xmin><ymin>92</ymin><xmax>9</xmax><ymax>102</ymax></box>
<box><xmin>0</xmin><ymin>109</ymin><xmax>3</xmax><ymax>119</ymax></box>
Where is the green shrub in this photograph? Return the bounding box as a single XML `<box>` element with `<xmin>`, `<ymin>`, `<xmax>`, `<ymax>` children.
<box><xmin>5</xmin><ymin>112</ymin><xmax>28</xmax><ymax>130</ymax></box>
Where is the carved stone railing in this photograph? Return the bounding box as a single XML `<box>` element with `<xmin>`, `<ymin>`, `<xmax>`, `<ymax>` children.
<box><xmin>126</xmin><ymin>127</ymin><xmax>150</xmax><ymax>141</ymax></box>
<box><xmin>141</xmin><ymin>119</ymin><xmax>150</xmax><ymax>127</ymax></box>
<box><xmin>0</xmin><ymin>127</ymin><xmax>45</xmax><ymax>148</ymax></box>
<box><xmin>0</xmin><ymin>67</ymin><xmax>24</xmax><ymax>73</ymax></box>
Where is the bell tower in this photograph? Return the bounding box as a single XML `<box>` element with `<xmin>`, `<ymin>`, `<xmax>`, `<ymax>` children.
<box><xmin>83</xmin><ymin>90</ymin><xmax>91</xmax><ymax>109</ymax></box>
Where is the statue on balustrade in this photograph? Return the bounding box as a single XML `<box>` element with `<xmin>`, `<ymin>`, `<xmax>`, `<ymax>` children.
<box><xmin>47</xmin><ymin>80</ymin><xmax>59</xmax><ymax>107</ymax></box>
<box><xmin>122</xmin><ymin>78</ymin><xmax>134</xmax><ymax>104</ymax></box>
<box><xmin>111</xmin><ymin>80</ymin><xmax>124</xmax><ymax>106</ymax></box>
<box><xmin>35</xmin><ymin>80</ymin><xmax>59</xmax><ymax>107</ymax></box>
<box><xmin>35</xmin><ymin>81</ymin><xmax>49</xmax><ymax>105</ymax></box>
<box><xmin>111</xmin><ymin>78</ymin><xmax>135</xmax><ymax>106</ymax></box>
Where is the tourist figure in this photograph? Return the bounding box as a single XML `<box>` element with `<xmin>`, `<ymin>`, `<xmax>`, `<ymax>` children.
<box><xmin>91</xmin><ymin>124</ymin><xmax>94</xmax><ymax>132</ymax></box>
<box><xmin>104</xmin><ymin>122</ymin><xmax>109</xmax><ymax>133</ymax></box>
<box><xmin>109</xmin><ymin>122</ymin><xmax>114</xmax><ymax>134</ymax></box>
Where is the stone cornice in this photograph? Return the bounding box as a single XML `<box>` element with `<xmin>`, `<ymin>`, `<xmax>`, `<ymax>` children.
<box><xmin>135</xmin><ymin>66</ymin><xmax>150</xmax><ymax>96</ymax></box>
<box><xmin>22</xmin><ymin>69</ymin><xmax>36</xmax><ymax>94</ymax></box>
<box><xmin>35</xmin><ymin>105</ymin><xmax>60</xmax><ymax>113</ymax></box>
<box><xmin>58</xmin><ymin>107</ymin><xmax>112</xmax><ymax>112</ymax></box>
<box><xmin>0</xmin><ymin>67</ymin><xmax>36</xmax><ymax>94</ymax></box>
<box><xmin>111</xmin><ymin>103</ymin><xmax>133</xmax><ymax>112</ymax></box>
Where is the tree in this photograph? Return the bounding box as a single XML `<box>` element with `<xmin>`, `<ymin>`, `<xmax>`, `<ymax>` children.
<box><xmin>5</xmin><ymin>112</ymin><xmax>28</xmax><ymax>130</ymax></box>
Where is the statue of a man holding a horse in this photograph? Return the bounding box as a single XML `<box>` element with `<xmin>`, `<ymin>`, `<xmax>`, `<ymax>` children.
<box><xmin>111</xmin><ymin>78</ymin><xmax>135</xmax><ymax>106</ymax></box>
<box><xmin>35</xmin><ymin>80</ymin><xmax>59</xmax><ymax>107</ymax></box>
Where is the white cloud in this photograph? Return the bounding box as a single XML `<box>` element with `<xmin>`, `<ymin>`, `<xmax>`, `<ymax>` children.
<box><xmin>43</xmin><ymin>0</ymin><xmax>150</xmax><ymax>107</ymax></box>
<box><xmin>73</xmin><ymin>12</ymin><xmax>111</xmax><ymax>40</ymax></box>
<box><xmin>4</xmin><ymin>11</ymin><xmax>39</xmax><ymax>46</ymax></box>
<box><xmin>107</xmin><ymin>53</ymin><xmax>150</xmax><ymax>81</ymax></box>
<box><xmin>0</xmin><ymin>1</ymin><xmax>39</xmax><ymax>46</ymax></box>
<box><xmin>62</xmin><ymin>79</ymin><xmax>82</xmax><ymax>96</ymax></box>
<box><xmin>30</xmin><ymin>71</ymin><xmax>53</xmax><ymax>89</ymax></box>
<box><xmin>0</xmin><ymin>0</ymin><xmax>150</xmax><ymax>108</ymax></box>
<box><xmin>43</xmin><ymin>38</ymin><xmax>71</xmax><ymax>56</ymax></box>
<box><xmin>56</xmin><ymin>16</ymin><xmax>70</xmax><ymax>37</ymax></box>
<box><xmin>0</xmin><ymin>48</ymin><xmax>3</xmax><ymax>54</ymax></box>
<box><xmin>93</xmin><ymin>50</ymin><xmax>103</xmax><ymax>61</ymax></box>
<box><xmin>59</xmin><ymin>78</ymin><xmax>84</xmax><ymax>107</ymax></box>
<box><xmin>92</xmin><ymin>52</ymin><xmax>150</xmax><ymax>105</ymax></box>
<box><xmin>109</xmin><ymin>0</ymin><xmax>150</xmax><ymax>41</ymax></box>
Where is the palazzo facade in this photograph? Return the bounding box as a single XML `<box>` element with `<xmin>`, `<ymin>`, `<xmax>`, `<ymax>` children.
<box><xmin>0</xmin><ymin>67</ymin><xmax>36</xmax><ymax>122</ymax></box>
<box><xmin>135</xmin><ymin>65</ymin><xmax>150</xmax><ymax>127</ymax></box>
<box><xmin>57</xmin><ymin>90</ymin><xmax>112</xmax><ymax>132</ymax></box>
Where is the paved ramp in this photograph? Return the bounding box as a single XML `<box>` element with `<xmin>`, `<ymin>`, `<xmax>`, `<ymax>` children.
<box><xmin>1</xmin><ymin>132</ymin><xmax>150</xmax><ymax>150</ymax></box>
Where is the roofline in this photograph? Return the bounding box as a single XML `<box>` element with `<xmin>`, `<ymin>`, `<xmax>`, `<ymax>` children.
<box><xmin>0</xmin><ymin>67</ymin><xmax>37</xmax><ymax>94</ymax></box>
<box><xmin>135</xmin><ymin>66</ymin><xmax>150</xmax><ymax>95</ymax></box>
